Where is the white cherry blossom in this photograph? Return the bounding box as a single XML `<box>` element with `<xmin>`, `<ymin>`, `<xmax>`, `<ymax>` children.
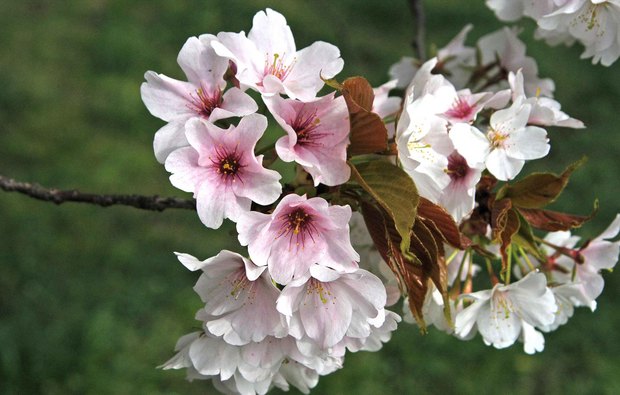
<box><xmin>450</xmin><ymin>100</ymin><xmax>550</xmax><ymax>181</ymax></box>
<box><xmin>277</xmin><ymin>265</ymin><xmax>388</xmax><ymax>349</ymax></box>
<box><xmin>454</xmin><ymin>272</ymin><xmax>557</xmax><ymax>352</ymax></box>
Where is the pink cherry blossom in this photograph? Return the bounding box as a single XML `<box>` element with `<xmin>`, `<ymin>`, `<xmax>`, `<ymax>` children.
<box><xmin>141</xmin><ymin>35</ymin><xmax>257</xmax><ymax>163</ymax></box>
<box><xmin>165</xmin><ymin>114</ymin><xmax>281</xmax><ymax>229</ymax></box>
<box><xmin>438</xmin><ymin>149</ymin><xmax>483</xmax><ymax>222</ymax></box>
<box><xmin>264</xmin><ymin>93</ymin><xmax>350</xmax><ymax>186</ymax></box>
<box><xmin>277</xmin><ymin>265</ymin><xmax>387</xmax><ymax>349</ymax></box>
<box><xmin>236</xmin><ymin>194</ymin><xmax>359</xmax><ymax>285</ymax></box>
<box><xmin>212</xmin><ymin>8</ymin><xmax>344</xmax><ymax>101</ymax></box>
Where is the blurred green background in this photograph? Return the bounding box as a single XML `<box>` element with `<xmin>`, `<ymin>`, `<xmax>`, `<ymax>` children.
<box><xmin>1</xmin><ymin>1</ymin><xmax>619</xmax><ymax>394</ymax></box>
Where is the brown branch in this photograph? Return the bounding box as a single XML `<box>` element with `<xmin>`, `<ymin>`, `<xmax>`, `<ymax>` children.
<box><xmin>408</xmin><ymin>0</ymin><xmax>427</xmax><ymax>61</ymax></box>
<box><xmin>0</xmin><ymin>175</ymin><xmax>196</xmax><ymax>211</ymax></box>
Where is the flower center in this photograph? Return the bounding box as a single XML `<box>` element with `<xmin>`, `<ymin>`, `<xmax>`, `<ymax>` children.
<box><xmin>445</xmin><ymin>97</ymin><xmax>476</xmax><ymax>121</ymax></box>
<box><xmin>445</xmin><ymin>152</ymin><xmax>469</xmax><ymax>181</ymax></box>
<box><xmin>487</xmin><ymin>127</ymin><xmax>508</xmax><ymax>149</ymax></box>
<box><xmin>210</xmin><ymin>144</ymin><xmax>245</xmax><ymax>184</ymax></box>
<box><xmin>493</xmin><ymin>292</ymin><xmax>516</xmax><ymax>320</ymax></box>
<box><xmin>264</xmin><ymin>53</ymin><xmax>295</xmax><ymax>81</ymax></box>
<box><xmin>306</xmin><ymin>278</ymin><xmax>334</xmax><ymax>305</ymax></box>
<box><xmin>290</xmin><ymin>108</ymin><xmax>328</xmax><ymax>147</ymax></box>
<box><xmin>276</xmin><ymin>207</ymin><xmax>318</xmax><ymax>250</ymax></box>
<box><xmin>188</xmin><ymin>86</ymin><xmax>223</xmax><ymax>118</ymax></box>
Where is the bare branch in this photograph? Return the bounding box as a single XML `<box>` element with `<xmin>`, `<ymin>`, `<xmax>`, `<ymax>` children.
<box><xmin>0</xmin><ymin>175</ymin><xmax>196</xmax><ymax>211</ymax></box>
<box><xmin>408</xmin><ymin>0</ymin><xmax>427</xmax><ymax>61</ymax></box>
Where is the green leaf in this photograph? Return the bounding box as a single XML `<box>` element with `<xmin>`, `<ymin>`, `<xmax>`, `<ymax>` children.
<box><xmin>512</xmin><ymin>211</ymin><xmax>546</xmax><ymax>262</ymax></box>
<box><xmin>351</xmin><ymin>160</ymin><xmax>419</xmax><ymax>260</ymax></box>
<box><xmin>496</xmin><ymin>157</ymin><xmax>586</xmax><ymax>209</ymax></box>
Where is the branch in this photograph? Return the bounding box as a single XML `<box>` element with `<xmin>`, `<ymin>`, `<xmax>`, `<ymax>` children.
<box><xmin>408</xmin><ymin>0</ymin><xmax>427</xmax><ymax>61</ymax></box>
<box><xmin>0</xmin><ymin>175</ymin><xmax>196</xmax><ymax>211</ymax></box>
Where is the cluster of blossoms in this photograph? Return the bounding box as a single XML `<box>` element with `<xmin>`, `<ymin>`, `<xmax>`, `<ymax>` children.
<box><xmin>143</xmin><ymin>9</ymin><xmax>398</xmax><ymax>394</ymax></box>
<box><xmin>142</xmin><ymin>7</ymin><xmax>619</xmax><ymax>395</ymax></box>
<box><xmin>486</xmin><ymin>0</ymin><xmax>620</xmax><ymax>66</ymax></box>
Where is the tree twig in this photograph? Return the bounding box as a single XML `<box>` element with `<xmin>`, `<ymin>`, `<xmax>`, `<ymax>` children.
<box><xmin>0</xmin><ymin>175</ymin><xmax>196</xmax><ymax>211</ymax></box>
<box><xmin>408</xmin><ymin>0</ymin><xmax>427</xmax><ymax>61</ymax></box>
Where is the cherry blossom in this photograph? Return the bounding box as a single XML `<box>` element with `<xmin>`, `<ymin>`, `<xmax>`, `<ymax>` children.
<box><xmin>450</xmin><ymin>100</ymin><xmax>550</xmax><ymax>181</ymax></box>
<box><xmin>277</xmin><ymin>265</ymin><xmax>388</xmax><ymax>349</ymax></box>
<box><xmin>165</xmin><ymin>114</ymin><xmax>282</xmax><ymax>228</ymax></box>
<box><xmin>539</xmin><ymin>0</ymin><xmax>620</xmax><ymax>66</ymax></box>
<box><xmin>545</xmin><ymin>214</ymin><xmax>620</xmax><ymax>309</ymax></box>
<box><xmin>212</xmin><ymin>8</ymin><xmax>344</xmax><ymax>101</ymax></box>
<box><xmin>454</xmin><ymin>272</ymin><xmax>557</xmax><ymax>352</ymax></box>
<box><xmin>508</xmin><ymin>69</ymin><xmax>584</xmax><ymax>128</ymax></box>
<box><xmin>236</xmin><ymin>194</ymin><xmax>359</xmax><ymax>285</ymax></box>
<box><xmin>389</xmin><ymin>24</ymin><xmax>475</xmax><ymax>90</ymax></box>
<box><xmin>486</xmin><ymin>0</ymin><xmax>558</xmax><ymax>22</ymax></box>
<box><xmin>264</xmin><ymin>93</ymin><xmax>350</xmax><ymax>186</ymax></box>
<box><xmin>175</xmin><ymin>250</ymin><xmax>287</xmax><ymax>345</ymax></box>
<box><xmin>437</xmin><ymin>150</ymin><xmax>483</xmax><ymax>222</ymax></box>
<box><xmin>477</xmin><ymin>27</ymin><xmax>555</xmax><ymax>97</ymax></box>
<box><xmin>141</xmin><ymin>35</ymin><xmax>257</xmax><ymax>163</ymax></box>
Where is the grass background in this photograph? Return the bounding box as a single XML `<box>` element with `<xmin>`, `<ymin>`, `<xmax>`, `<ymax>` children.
<box><xmin>1</xmin><ymin>1</ymin><xmax>619</xmax><ymax>394</ymax></box>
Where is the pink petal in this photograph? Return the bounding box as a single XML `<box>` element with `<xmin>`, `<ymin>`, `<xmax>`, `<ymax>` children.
<box><xmin>141</xmin><ymin>72</ymin><xmax>195</xmax><ymax>122</ymax></box>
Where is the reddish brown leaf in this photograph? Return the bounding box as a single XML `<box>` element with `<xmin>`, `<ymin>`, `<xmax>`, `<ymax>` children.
<box><xmin>518</xmin><ymin>206</ymin><xmax>596</xmax><ymax>231</ymax></box>
<box><xmin>417</xmin><ymin>197</ymin><xmax>470</xmax><ymax>249</ymax></box>
<box><xmin>491</xmin><ymin>198</ymin><xmax>520</xmax><ymax>273</ymax></box>
<box><xmin>341</xmin><ymin>77</ymin><xmax>388</xmax><ymax>156</ymax></box>
<box><xmin>342</xmin><ymin>77</ymin><xmax>374</xmax><ymax>112</ymax></box>
<box><xmin>348</xmin><ymin>112</ymin><xmax>389</xmax><ymax>156</ymax></box>
<box><xmin>411</xmin><ymin>219</ymin><xmax>451</xmax><ymax>324</ymax></box>
<box><xmin>360</xmin><ymin>201</ymin><xmax>428</xmax><ymax>330</ymax></box>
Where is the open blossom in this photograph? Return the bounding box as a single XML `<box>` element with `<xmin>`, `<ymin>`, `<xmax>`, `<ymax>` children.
<box><xmin>212</xmin><ymin>8</ymin><xmax>344</xmax><ymax>101</ymax></box>
<box><xmin>236</xmin><ymin>194</ymin><xmax>359</xmax><ymax>285</ymax></box>
<box><xmin>438</xmin><ymin>149</ymin><xmax>483</xmax><ymax>222</ymax></box>
<box><xmin>175</xmin><ymin>250</ymin><xmax>287</xmax><ymax>345</ymax></box>
<box><xmin>454</xmin><ymin>272</ymin><xmax>557</xmax><ymax>353</ymax></box>
<box><xmin>477</xmin><ymin>27</ymin><xmax>555</xmax><ymax>97</ymax></box>
<box><xmin>395</xmin><ymin>59</ymin><xmax>454</xmax><ymax>201</ymax></box>
<box><xmin>389</xmin><ymin>24</ymin><xmax>475</xmax><ymax>90</ymax></box>
<box><xmin>546</xmin><ymin>214</ymin><xmax>620</xmax><ymax>308</ymax></box>
<box><xmin>450</xmin><ymin>100</ymin><xmax>550</xmax><ymax>181</ymax></box>
<box><xmin>277</xmin><ymin>265</ymin><xmax>388</xmax><ymax>349</ymax></box>
<box><xmin>165</xmin><ymin>114</ymin><xmax>281</xmax><ymax>228</ymax></box>
<box><xmin>508</xmin><ymin>69</ymin><xmax>584</xmax><ymax>128</ymax></box>
<box><xmin>141</xmin><ymin>35</ymin><xmax>257</xmax><ymax>163</ymax></box>
<box><xmin>264</xmin><ymin>93</ymin><xmax>350</xmax><ymax>186</ymax></box>
<box><xmin>486</xmin><ymin>0</ymin><xmax>557</xmax><ymax>22</ymax></box>
<box><xmin>538</xmin><ymin>0</ymin><xmax>620</xmax><ymax>66</ymax></box>
<box><xmin>161</xmin><ymin>330</ymin><xmax>327</xmax><ymax>395</ymax></box>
